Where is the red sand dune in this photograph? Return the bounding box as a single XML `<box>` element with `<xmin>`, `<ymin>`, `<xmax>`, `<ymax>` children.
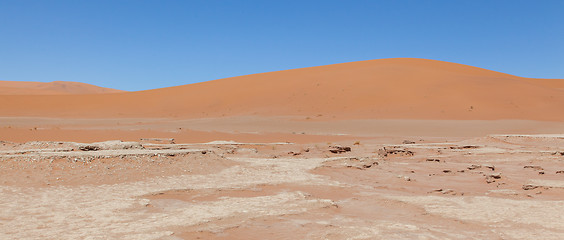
<box><xmin>1</xmin><ymin>58</ymin><xmax>563</xmax><ymax>120</ymax></box>
<box><xmin>0</xmin><ymin>80</ymin><xmax>124</xmax><ymax>95</ymax></box>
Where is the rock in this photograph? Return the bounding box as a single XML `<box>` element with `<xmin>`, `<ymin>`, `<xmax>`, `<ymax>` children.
<box><xmin>443</xmin><ymin>169</ymin><xmax>452</xmax><ymax>173</ymax></box>
<box><xmin>378</xmin><ymin>147</ymin><xmax>414</xmax><ymax>157</ymax></box>
<box><xmin>524</xmin><ymin>165</ymin><xmax>543</xmax><ymax>170</ymax></box>
<box><xmin>402</xmin><ymin>140</ymin><xmax>415</xmax><ymax>144</ymax></box>
<box><xmin>538</xmin><ymin>171</ymin><xmax>545</xmax><ymax>175</ymax></box>
<box><xmin>441</xmin><ymin>189</ymin><xmax>455</xmax><ymax>195</ymax></box>
<box><xmin>488</xmin><ymin>172</ymin><xmax>502</xmax><ymax>179</ymax></box>
<box><xmin>431</xmin><ymin>189</ymin><xmax>456</xmax><ymax>195</ymax></box>
<box><xmin>426</xmin><ymin>158</ymin><xmax>440</xmax><ymax>162</ymax></box>
<box><xmin>396</xmin><ymin>175</ymin><xmax>411</xmax><ymax>181</ymax></box>
<box><xmin>556</xmin><ymin>170</ymin><xmax>564</xmax><ymax>174</ymax></box>
<box><xmin>140</xmin><ymin>138</ymin><xmax>175</xmax><ymax>144</ymax></box>
<box><xmin>485</xmin><ymin>173</ymin><xmax>501</xmax><ymax>183</ymax></box>
<box><xmin>523</xmin><ymin>184</ymin><xmax>539</xmax><ymax>190</ymax></box>
<box><xmin>79</xmin><ymin>145</ymin><xmax>100</xmax><ymax>151</ymax></box>
<box><xmin>329</xmin><ymin>145</ymin><xmax>351</xmax><ymax>154</ymax></box>
<box><xmin>362</xmin><ymin>160</ymin><xmax>379</xmax><ymax>169</ymax></box>
<box><xmin>78</xmin><ymin>140</ymin><xmax>143</xmax><ymax>151</ymax></box>
<box><xmin>449</xmin><ymin>145</ymin><xmax>480</xmax><ymax>149</ymax></box>
<box><xmin>467</xmin><ymin>164</ymin><xmax>481</xmax><ymax>170</ymax></box>
<box><xmin>341</xmin><ymin>157</ymin><xmax>378</xmax><ymax>169</ymax></box>
<box><xmin>483</xmin><ymin>164</ymin><xmax>495</xmax><ymax>171</ymax></box>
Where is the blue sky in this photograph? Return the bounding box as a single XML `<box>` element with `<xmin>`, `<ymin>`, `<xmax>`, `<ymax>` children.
<box><xmin>1</xmin><ymin>0</ymin><xmax>563</xmax><ymax>91</ymax></box>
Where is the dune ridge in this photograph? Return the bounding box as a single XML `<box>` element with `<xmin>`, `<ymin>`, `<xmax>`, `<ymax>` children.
<box><xmin>1</xmin><ymin>58</ymin><xmax>563</xmax><ymax>120</ymax></box>
<box><xmin>0</xmin><ymin>80</ymin><xmax>124</xmax><ymax>95</ymax></box>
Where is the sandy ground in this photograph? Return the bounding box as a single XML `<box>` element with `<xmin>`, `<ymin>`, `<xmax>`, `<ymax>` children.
<box><xmin>4</xmin><ymin>116</ymin><xmax>564</xmax><ymax>143</ymax></box>
<box><xmin>1</xmin><ymin>134</ymin><xmax>563</xmax><ymax>239</ymax></box>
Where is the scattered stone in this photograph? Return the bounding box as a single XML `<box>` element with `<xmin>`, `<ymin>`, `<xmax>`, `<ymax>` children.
<box><xmin>77</xmin><ymin>141</ymin><xmax>143</xmax><ymax>151</ymax></box>
<box><xmin>378</xmin><ymin>147</ymin><xmax>414</xmax><ymax>157</ymax></box>
<box><xmin>538</xmin><ymin>171</ymin><xmax>545</xmax><ymax>175</ymax></box>
<box><xmin>556</xmin><ymin>170</ymin><xmax>564</xmax><ymax>174</ymax></box>
<box><xmin>552</xmin><ymin>151</ymin><xmax>564</xmax><ymax>156</ymax></box>
<box><xmin>426</xmin><ymin>158</ymin><xmax>440</xmax><ymax>162</ymax></box>
<box><xmin>396</xmin><ymin>175</ymin><xmax>411</xmax><ymax>181</ymax></box>
<box><xmin>523</xmin><ymin>184</ymin><xmax>539</xmax><ymax>190</ymax></box>
<box><xmin>488</xmin><ymin>173</ymin><xmax>502</xmax><ymax>179</ymax></box>
<box><xmin>485</xmin><ymin>173</ymin><xmax>501</xmax><ymax>183</ymax></box>
<box><xmin>288</xmin><ymin>151</ymin><xmax>301</xmax><ymax>156</ymax></box>
<box><xmin>441</xmin><ymin>189</ymin><xmax>455</xmax><ymax>195</ymax></box>
<box><xmin>140</xmin><ymin>138</ymin><xmax>175</xmax><ymax>144</ymax></box>
<box><xmin>449</xmin><ymin>145</ymin><xmax>480</xmax><ymax>149</ymax></box>
<box><xmin>329</xmin><ymin>145</ymin><xmax>351</xmax><ymax>154</ymax></box>
<box><xmin>430</xmin><ymin>188</ymin><xmax>456</xmax><ymax>195</ymax></box>
<box><xmin>402</xmin><ymin>140</ymin><xmax>415</xmax><ymax>144</ymax></box>
<box><xmin>524</xmin><ymin>165</ymin><xmax>543</xmax><ymax>170</ymax></box>
<box><xmin>337</xmin><ymin>157</ymin><xmax>378</xmax><ymax>169</ymax></box>
<box><xmin>483</xmin><ymin>164</ymin><xmax>495</xmax><ymax>171</ymax></box>
<box><xmin>357</xmin><ymin>158</ymin><xmax>379</xmax><ymax>169</ymax></box>
<box><xmin>79</xmin><ymin>145</ymin><xmax>100</xmax><ymax>151</ymax></box>
<box><xmin>467</xmin><ymin>164</ymin><xmax>481</xmax><ymax>170</ymax></box>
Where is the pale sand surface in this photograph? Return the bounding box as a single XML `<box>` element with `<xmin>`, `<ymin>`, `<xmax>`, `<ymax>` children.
<box><xmin>1</xmin><ymin>135</ymin><xmax>563</xmax><ymax>239</ymax></box>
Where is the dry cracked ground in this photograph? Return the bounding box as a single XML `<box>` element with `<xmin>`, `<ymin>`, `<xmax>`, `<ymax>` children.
<box><xmin>1</xmin><ymin>135</ymin><xmax>564</xmax><ymax>239</ymax></box>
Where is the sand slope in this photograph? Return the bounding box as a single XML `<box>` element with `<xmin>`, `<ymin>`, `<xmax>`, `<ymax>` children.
<box><xmin>1</xmin><ymin>58</ymin><xmax>563</xmax><ymax>120</ymax></box>
<box><xmin>0</xmin><ymin>80</ymin><xmax>124</xmax><ymax>95</ymax></box>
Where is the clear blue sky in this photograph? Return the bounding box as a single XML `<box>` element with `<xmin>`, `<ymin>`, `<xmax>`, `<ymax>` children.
<box><xmin>1</xmin><ymin>0</ymin><xmax>563</xmax><ymax>91</ymax></box>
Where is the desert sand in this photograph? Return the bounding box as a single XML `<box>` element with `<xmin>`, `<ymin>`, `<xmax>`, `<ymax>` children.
<box><xmin>0</xmin><ymin>80</ymin><xmax>124</xmax><ymax>95</ymax></box>
<box><xmin>1</xmin><ymin>58</ymin><xmax>563</xmax><ymax>239</ymax></box>
<box><xmin>2</xmin><ymin>58</ymin><xmax>564</xmax><ymax>120</ymax></box>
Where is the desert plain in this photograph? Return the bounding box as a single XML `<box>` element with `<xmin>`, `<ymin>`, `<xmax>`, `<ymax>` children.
<box><xmin>1</xmin><ymin>58</ymin><xmax>564</xmax><ymax>239</ymax></box>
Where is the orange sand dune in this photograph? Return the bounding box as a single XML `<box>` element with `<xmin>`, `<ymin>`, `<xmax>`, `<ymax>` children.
<box><xmin>1</xmin><ymin>58</ymin><xmax>563</xmax><ymax>120</ymax></box>
<box><xmin>0</xmin><ymin>80</ymin><xmax>124</xmax><ymax>95</ymax></box>
<box><xmin>523</xmin><ymin>78</ymin><xmax>564</xmax><ymax>90</ymax></box>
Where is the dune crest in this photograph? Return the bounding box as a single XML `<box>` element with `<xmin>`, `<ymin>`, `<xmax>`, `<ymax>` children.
<box><xmin>0</xmin><ymin>58</ymin><xmax>563</xmax><ymax>120</ymax></box>
<box><xmin>0</xmin><ymin>80</ymin><xmax>125</xmax><ymax>95</ymax></box>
